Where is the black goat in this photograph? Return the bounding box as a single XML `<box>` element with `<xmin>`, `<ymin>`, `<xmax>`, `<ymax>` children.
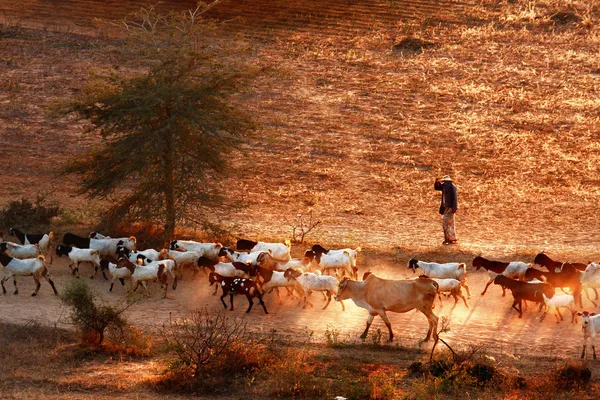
<box><xmin>493</xmin><ymin>275</ymin><xmax>554</xmax><ymax>318</ymax></box>
<box><xmin>62</xmin><ymin>232</ymin><xmax>91</xmax><ymax>249</ymax></box>
<box><xmin>535</xmin><ymin>253</ymin><xmax>588</xmax><ymax>305</ymax></box>
<box><xmin>473</xmin><ymin>256</ymin><xmax>529</xmax><ymax>296</ymax></box>
<box><xmin>236</xmin><ymin>239</ymin><xmax>259</xmax><ymax>251</ymax></box>
<box><xmin>534</xmin><ymin>253</ymin><xmax>587</xmax><ymax>272</ymax></box>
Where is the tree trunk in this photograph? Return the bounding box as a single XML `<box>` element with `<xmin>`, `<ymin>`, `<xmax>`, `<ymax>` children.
<box><xmin>163</xmin><ymin>130</ymin><xmax>176</xmax><ymax>245</ymax></box>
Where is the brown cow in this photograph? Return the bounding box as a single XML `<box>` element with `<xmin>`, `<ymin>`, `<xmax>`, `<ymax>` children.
<box><xmin>334</xmin><ymin>273</ymin><xmax>439</xmax><ymax>342</ymax></box>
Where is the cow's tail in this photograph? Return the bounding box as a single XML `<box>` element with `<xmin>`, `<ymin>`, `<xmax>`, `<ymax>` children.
<box><xmin>47</xmin><ymin>231</ymin><xmax>54</xmax><ymax>249</ymax></box>
<box><xmin>429</xmin><ymin>279</ymin><xmax>439</xmax><ymax>310</ymax></box>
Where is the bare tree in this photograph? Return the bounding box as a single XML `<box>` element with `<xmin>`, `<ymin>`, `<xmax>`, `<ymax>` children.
<box><xmin>429</xmin><ymin>316</ymin><xmax>458</xmax><ymax>362</ymax></box>
<box><xmin>286</xmin><ymin>211</ymin><xmax>321</xmax><ymax>243</ymax></box>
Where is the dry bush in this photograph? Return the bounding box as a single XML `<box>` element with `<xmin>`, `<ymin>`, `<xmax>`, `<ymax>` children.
<box><xmin>154</xmin><ymin>335</ymin><xmax>402</xmax><ymax>399</ymax></box>
<box><xmin>407</xmin><ymin>345</ymin><xmax>599</xmax><ymax>398</ymax></box>
<box><xmin>408</xmin><ymin>344</ymin><xmax>504</xmax><ymax>397</ymax></box>
<box><xmin>155</xmin><ymin>339</ymin><xmax>274</xmax><ymax>395</ymax></box>
<box><xmin>156</xmin><ymin>308</ymin><xmax>274</xmax><ymax>394</ymax></box>
<box><xmin>553</xmin><ymin>361</ymin><xmax>592</xmax><ymax>389</ymax></box>
<box><xmin>160</xmin><ymin>308</ymin><xmax>247</xmax><ymax>379</ymax></box>
<box><xmin>324</xmin><ymin>325</ymin><xmax>346</xmax><ymax>347</ymax></box>
<box><xmin>0</xmin><ymin>194</ymin><xmax>61</xmax><ymax>232</ymax></box>
<box><xmin>59</xmin><ymin>328</ymin><xmax>154</xmax><ymax>364</ymax></box>
<box><xmin>252</xmin><ymin>348</ymin><xmax>405</xmax><ymax>399</ymax></box>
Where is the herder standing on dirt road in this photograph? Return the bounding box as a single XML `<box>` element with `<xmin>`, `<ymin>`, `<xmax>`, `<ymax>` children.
<box><xmin>434</xmin><ymin>175</ymin><xmax>458</xmax><ymax>245</ymax></box>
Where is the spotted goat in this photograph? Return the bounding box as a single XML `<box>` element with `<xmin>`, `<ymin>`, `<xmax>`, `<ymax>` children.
<box><xmin>208</xmin><ymin>272</ymin><xmax>268</xmax><ymax>314</ymax></box>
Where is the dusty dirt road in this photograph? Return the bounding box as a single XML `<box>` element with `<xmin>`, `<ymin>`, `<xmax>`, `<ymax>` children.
<box><xmin>0</xmin><ymin>252</ymin><xmax>589</xmax><ymax>361</ymax></box>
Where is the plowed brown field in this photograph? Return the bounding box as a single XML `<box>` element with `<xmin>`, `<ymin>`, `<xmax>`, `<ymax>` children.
<box><xmin>1</xmin><ymin>0</ymin><xmax>599</xmax><ymax>257</ymax></box>
<box><xmin>1</xmin><ymin>0</ymin><xmax>473</xmax><ymax>35</ymax></box>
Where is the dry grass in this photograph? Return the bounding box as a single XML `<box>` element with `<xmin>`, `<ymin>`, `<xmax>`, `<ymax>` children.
<box><xmin>1</xmin><ymin>320</ymin><xmax>598</xmax><ymax>399</ymax></box>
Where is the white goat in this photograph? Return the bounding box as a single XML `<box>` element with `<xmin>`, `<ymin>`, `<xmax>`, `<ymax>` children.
<box><xmin>213</xmin><ymin>262</ymin><xmax>253</xmax><ymax>279</ymax></box>
<box><xmin>170</xmin><ymin>240</ymin><xmax>221</xmax><ymax>260</ymax></box>
<box><xmin>100</xmin><ymin>259</ymin><xmax>131</xmax><ymax>293</ymax></box>
<box><xmin>581</xmin><ymin>262</ymin><xmax>600</xmax><ymax>307</ymax></box>
<box><xmin>258</xmin><ymin>268</ymin><xmax>299</xmax><ymax>305</ymax></box>
<box><xmin>284</xmin><ymin>269</ymin><xmax>345</xmax><ymax>311</ymax></box>
<box><xmin>0</xmin><ymin>242</ymin><xmax>41</xmax><ymax>259</ymax></box>
<box><xmin>312</xmin><ymin>244</ymin><xmax>361</xmax><ymax>271</ymax></box>
<box><xmin>304</xmin><ymin>250</ymin><xmax>355</xmax><ymax>279</ymax></box>
<box><xmin>578</xmin><ymin>311</ymin><xmax>600</xmax><ymax>359</ymax></box>
<box><xmin>220</xmin><ymin>247</ymin><xmax>268</xmax><ymax>265</ymax></box>
<box><xmin>117</xmin><ymin>258</ymin><xmax>173</xmax><ymax>298</ymax></box>
<box><xmin>63</xmin><ymin>233</ymin><xmax>136</xmax><ymax>260</ymax></box>
<box><xmin>431</xmin><ymin>278</ymin><xmax>469</xmax><ymax>309</ymax></box>
<box><xmin>236</xmin><ymin>239</ymin><xmax>291</xmax><ymax>261</ymax></box>
<box><xmin>116</xmin><ymin>245</ymin><xmax>160</xmax><ymax>265</ymax></box>
<box><xmin>98</xmin><ymin>237</ymin><xmax>137</xmax><ymax>258</ymax></box>
<box><xmin>159</xmin><ymin>249</ymin><xmax>202</xmax><ymax>278</ymax></box>
<box><xmin>0</xmin><ymin>253</ymin><xmax>57</xmax><ymax>296</ymax></box>
<box><xmin>502</xmin><ymin>263</ymin><xmax>530</xmax><ymax>280</ymax></box>
<box><xmin>8</xmin><ymin>228</ymin><xmax>54</xmax><ymax>263</ymax></box>
<box><xmin>55</xmin><ymin>245</ymin><xmax>102</xmax><ymax>279</ymax></box>
<box><xmin>541</xmin><ymin>293</ymin><xmax>575</xmax><ymax>323</ymax></box>
<box><xmin>256</xmin><ymin>252</ymin><xmax>310</xmax><ymax>272</ymax></box>
<box><xmin>145</xmin><ymin>259</ymin><xmax>178</xmax><ymax>290</ymax></box>
<box><xmin>408</xmin><ymin>259</ymin><xmax>471</xmax><ymax>297</ymax></box>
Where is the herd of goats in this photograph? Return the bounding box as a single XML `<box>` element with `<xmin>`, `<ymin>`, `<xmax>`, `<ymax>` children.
<box><xmin>1</xmin><ymin>227</ymin><xmax>600</xmax><ymax>359</ymax></box>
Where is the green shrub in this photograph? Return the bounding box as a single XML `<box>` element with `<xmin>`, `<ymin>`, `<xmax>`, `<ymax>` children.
<box><xmin>60</xmin><ymin>280</ymin><xmax>129</xmax><ymax>345</ymax></box>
